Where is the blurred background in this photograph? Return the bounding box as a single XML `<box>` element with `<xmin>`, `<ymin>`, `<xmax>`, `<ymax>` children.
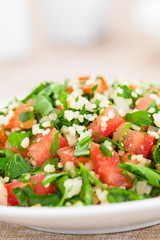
<box><xmin>0</xmin><ymin>0</ymin><xmax>160</xmax><ymax>102</ymax></box>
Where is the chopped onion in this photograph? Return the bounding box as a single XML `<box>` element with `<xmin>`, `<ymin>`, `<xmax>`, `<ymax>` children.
<box><xmin>148</xmin><ymin>126</ymin><xmax>159</xmax><ymax>133</ymax></box>
<box><xmin>135</xmin><ymin>181</ymin><xmax>152</xmax><ymax>195</ymax></box>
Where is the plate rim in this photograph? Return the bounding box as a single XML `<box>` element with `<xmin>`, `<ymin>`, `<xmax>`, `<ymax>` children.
<box><xmin>1</xmin><ymin>196</ymin><xmax>160</xmax><ymax>217</ymax></box>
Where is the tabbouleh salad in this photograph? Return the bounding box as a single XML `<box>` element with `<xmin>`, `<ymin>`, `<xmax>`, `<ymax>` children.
<box><xmin>0</xmin><ymin>75</ymin><xmax>160</xmax><ymax>207</ymax></box>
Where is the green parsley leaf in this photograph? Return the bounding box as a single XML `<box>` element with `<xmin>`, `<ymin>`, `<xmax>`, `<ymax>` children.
<box><xmin>19</xmin><ymin>173</ymin><xmax>31</xmax><ymax>183</ymax></box>
<box><xmin>147</xmin><ymin>100</ymin><xmax>159</xmax><ymax>113</ymax></box>
<box><xmin>94</xmin><ymin>132</ymin><xmax>99</xmax><ymax>138</ymax></box>
<box><xmin>29</xmin><ymin>193</ymin><xmax>62</xmax><ymax>207</ymax></box>
<box><xmin>0</xmin><ymin>153</ymin><xmax>32</xmax><ymax>180</ymax></box>
<box><xmin>41</xmin><ymin>172</ymin><xmax>67</xmax><ymax>186</ymax></box>
<box><xmin>154</xmin><ymin>139</ymin><xmax>160</xmax><ymax>163</ymax></box>
<box><xmin>91</xmin><ymin>84</ymin><xmax>98</xmax><ymax>94</ymax></box>
<box><xmin>19</xmin><ymin>111</ymin><xmax>34</xmax><ymax>122</ymax></box>
<box><xmin>119</xmin><ymin>162</ymin><xmax>160</xmax><ymax>188</ymax></box>
<box><xmin>75</xmin><ymin>96</ymin><xmax>79</xmax><ymax>102</ymax></box>
<box><xmin>7</xmin><ymin>131</ymin><xmax>31</xmax><ymax>151</ymax></box>
<box><xmin>125</xmin><ymin>111</ymin><xmax>152</xmax><ymax>127</ymax></box>
<box><xmin>97</xmin><ymin>137</ymin><xmax>124</xmax><ymax>151</ymax></box>
<box><xmin>23</xmin><ymin>184</ymin><xmax>34</xmax><ymax>196</ymax></box>
<box><xmin>79</xmin><ymin>163</ymin><xmax>107</xmax><ymax>190</ymax></box>
<box><xmin>54</xmin><ymin>111</ymin><xmax>72</xmax><ymax>130</ymax></box>
<box><xmin>73</xmin><ymin>136</ymin><xmax>93</xmax><ymax>157</ymax></box>
<box><xmin>50</xmin><ymin>131</ymin><xmax>60</xmax><ymax>156</ymax></box>
<box><xmin>80</xmin><ymin>165</ymin><xmax>93</xmax><ymax>205</ymax></box>
<box><xmin>33</xmin><ymin>95</ymin><xmax>53</xmax><ymax>117</ymax></box>
<box><xmin>59</xmin><ymin>92</ymin><xmax>68</xmax><ymax>109</ymax></box>
<box><xmin>12</xmin><ymin>187</ymin><xmax>28</xmax><ymax>206</ymax></box>
<box><xmin>3</xmin><ymin>148</ymin><xmax>14</xmax><ymax>157</ymax></box>
<box><xmin>40</xmin><ymin>83</ymin><xmax>66</xmax><ymax>96</ymax></box>
<box><xmin>33</xmin><ymin>179</ymin><xmax>38</xmax><ymax>186</ymax></box>
<box><xmin>107</xmin><ymin>188</ymin><xmax>145</xmax><ymax>203</ymax></box>
<box><xmin>32</xmin><ymin>157</ymin><xmax>59</xmax><ymax>175</ymax></box>
<box><xmin>80</xmin><ymin>104</ymin><xmax>87</xmax><ymax>114</ymax></box>
<box><xmin>56</xmin><ymin>175</ymin><xmax>69</xmax><ymax>194</ymax></box>
<box><xmin>100</xmin><ymin>143</ymin><xmax>113</xmax><ymax>157</ymax></box>
<box><xmin>117</xmin><ymin>85</ymin><xmax>132</xmax><ymax>99</ymax></box>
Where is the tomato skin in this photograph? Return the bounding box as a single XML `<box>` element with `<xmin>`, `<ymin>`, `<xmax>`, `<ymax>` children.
<box><xmin>4</xmin><ymin>105</ymin><xmax>34</xmax><ymax>130</ymax></box>
<box><xmin>112</xmin><ymin>122</ymin><xmax>128</xmax><ymax>142</ymax></box>
<box><xmin>120</xmin><ymin>152</ymin><xmax>139</xmax><ymax>165</ymax></box>
<box><xmin>67</xmin><ymin>86</ymin><xmax>73</xmax><ymax>93</ymax></box>
<box><xmin>28</xmin><ymin>128</ymin><xmax>68</xmax><ymax>166</ymax></box>
<box><xmin>81</xmin><ymin>76</ymin><xmax>108</xmax><ymax>94</ymax></box>
<box><xmin>0</xmin><ymin>129</ymin><xmax>8</xmax><ymax>150</ymax></box>
<box><xmin>90</xmin><ymin>143</ymin><xmax>132</xmax><ymax>188</ymax></box>
<box><xmin>122</xmin><ymin>130</ymin><xmax>155</xmax><ymax>158</ymax></box>
<box><xmin>135</xmin><ymin>95</ymin><xmax>153</xmax><ymax>111</ymax></box>
<box><xmin>5</xmin><ymin>141</ymin><xmax>29</xmax><ymax>158</ymax></box>
<box><xmin>6</xmin><ymin>173</ymin><xmax>56</xmax><ymax>206</ymax></box>
<box><xmin>135</xmin><ymin>87</ymin><xmax>160</xmax><ymax>110</ymax></box>
<box><xmin>88</xmin><ymin>106</ymin><xmax>124</xmax><ymax>142</ymax></box>
<box><xmin>78</xmin><ymin>76</ymin><xmax>90</xmax><ymax>82</ymax></box>
<box><xmin>57</xmin><ymin>146</ymin><xmax>90</xmax><ymax>167</ymax></box>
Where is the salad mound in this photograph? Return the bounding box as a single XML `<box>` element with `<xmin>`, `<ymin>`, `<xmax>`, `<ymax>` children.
<box><xmin>0</xmin><ymin>76</ymin><xmax>160</xmax><ymax>207</ymax></box>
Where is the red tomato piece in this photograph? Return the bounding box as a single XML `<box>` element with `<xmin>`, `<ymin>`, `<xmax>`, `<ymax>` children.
<box><xmin>5</xmin><ymin>141</ymin><xmax>29</xmax><ymax>158</ymax></box>
<box><xmin>112</xmin><ymin>122</ymin><xmax>128</xmax><ymax>142</ymax></box>
<box><xmin>135</xmin><ymin>95</ymin><xmax>154</xmax><ymax>111</ymax></box>
<box><xmin>78</xmin><ymin>76</ymin><xmax>90</xmax><ymax>82</ymax></box>
<box><xmin>6</xmin><ymin>173</ymin><xmax>56</xmax><ymax>206</ymax></box>
<box><xmin>0</xmin><ymin>129</ymin><xmax>8</xmax><ymax>150</ymax></box>
<box><xmin>90</xmin><ymin>143</ymin><xmax>132</xmax><ymax>188</ymax></box>
<box><xmin>88</xmin><ymin>106</ymin><xmax>124</xmax><ymax>142</ymax></box>
<box><xmin>4</xmin><ymin>105</ymin><xmax>34</xmax><ymax>130</ymax></box>
<box><xmin>67</xmin><ymin>86</ymin><xmax>73</xmax><ymax>93</ymax></box>
<box><xmin>150</xmin><ymin>86</ymin><xmax>160</xmax><ymax>96</ymax></box>
<box><xmin>81</xmin><ymin>76</ymin><xmax>108</xmax><ymax>94</ymax></box>
<box><xmin>57</xmin><ymin>146</ymin><xmax>90</xmax><ymax>167</ymax></box>
<box><xmin>28</xmin><ymin>128</ymin><xmax>68</xmax><ymax>166</ymax></box>
<box><xmin>121</xmin><ymin>129</ymin><xmax>155</xmax><ymax>158</ymax></box>
<box><xmin>135</xmin><ymin>87</ymin><xmax>160</xmax><ymax>110</ymax></box>
<box><xmin>120</xmin><ymin>152</ymin><xmax>139</xmax><ymax>165</ymax></box>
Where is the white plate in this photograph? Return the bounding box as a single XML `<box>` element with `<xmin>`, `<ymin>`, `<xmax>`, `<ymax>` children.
<box><xmin>0</xmin><ymin>93</ymin><xmax>160</xmax><ymax>234</ymax></box>
<box><xmin>0</xmin><ymin>198</ymin><xmax>160</xmax><ymax>234</ymax></box>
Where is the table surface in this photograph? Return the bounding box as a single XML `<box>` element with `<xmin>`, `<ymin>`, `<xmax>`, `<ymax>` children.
<box><xmin>0</xmin><ymin>222</ymin><xmax>160</xmax><ymax>239</ymax></box>
<box><xmin>0</xmin><ymin>0</ymin><xmax>160</xmax><ymax>238</ymax></box>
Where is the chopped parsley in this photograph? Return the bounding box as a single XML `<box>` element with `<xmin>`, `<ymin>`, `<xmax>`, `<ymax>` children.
<box><xmin>19</xmin><ymin>111</ymin><xmax>34</xmax><ymax>122</ymax></box>
<box><xmin>74</xmin><ymin>136</ymin><xmax>93</xmax><ymax>157</ymax></box>
<box><xmin>125</xmin><ymin>111</ymin><xmax>152</xmax><ymax>127</ymax></box>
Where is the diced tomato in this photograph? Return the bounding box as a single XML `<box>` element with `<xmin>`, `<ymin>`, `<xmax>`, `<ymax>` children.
<box><xmin>0</xmin><ymin>129</ymin><xmax>8</xmax><ymax>150</ymax></box>
<box><xmin>57</xmin><ymin>146</ymin><xmax>90</xmax><ymax>167</ymax></box>
<box><xmin>135</xmin><ymin>95</ymin><xmax>154</xmax><ymax>111</ymax></box>
<box><xmin>121</xmin><ymin>129</ymin><xmax>155</xmax><ymax>158</ymax></box>
<box><xmin>120</xmin><ymin>152</ymin><xmax>139</xmax><ymax>165</ymax></box>
<box><xmin>4</xmin><ymin>105</ymin><xmax>34</xmax><ymax>130</ymax></box>
<box><xmin>88</xmin><ymin>106</ymin><xmax>124</xmax><ymax>142</ymax></box>
<box><xmin>135</xmin><ymin>88</ymin><xmax>160</xmax><ymax>110</ymax></box>
<box><xmin>5</xmin><ymin>141</ymin><xmax>29</xmax><ymax>158</ymax></box>
<box><xmin>128</xmin><ymin>84</ymin><xmax>138</xmax><ymax>90</ymax></box>
<box><xmin>6</xmin><ymin>173</ymin><xmax>56</xmax><ymax>206</ymax></box>
<box><xmin>78</xmin><ymin>76</ymin><xmax>90</xmax><ymax>82</ymax></box>
<box><xmin>150</xmin><ymin>86</ymin><xmax>160</xmax><ymax>96</ymax></box>
<box><xmin>90</xmin><ymin>143</ymin><xmax>132</xmax><ymax>188</ymax></box>
<box><xmin>67</xmin><ymin>86</ymin><xmax>73</xmax><ymax>93</ymax></box>
<box><xmin>112</xmin><ymin>122</ymin><xmax>128</xmax><ymax>142</ymax></box>
<box><xmin>81</xmin><ymin>76</ymin><xmax>108</xmax><ymax>94</ymax></box>
<box><xmin>28</xmin><ymin>128</ymin><xmax>68</xmax><ymax>166</ymax></box>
